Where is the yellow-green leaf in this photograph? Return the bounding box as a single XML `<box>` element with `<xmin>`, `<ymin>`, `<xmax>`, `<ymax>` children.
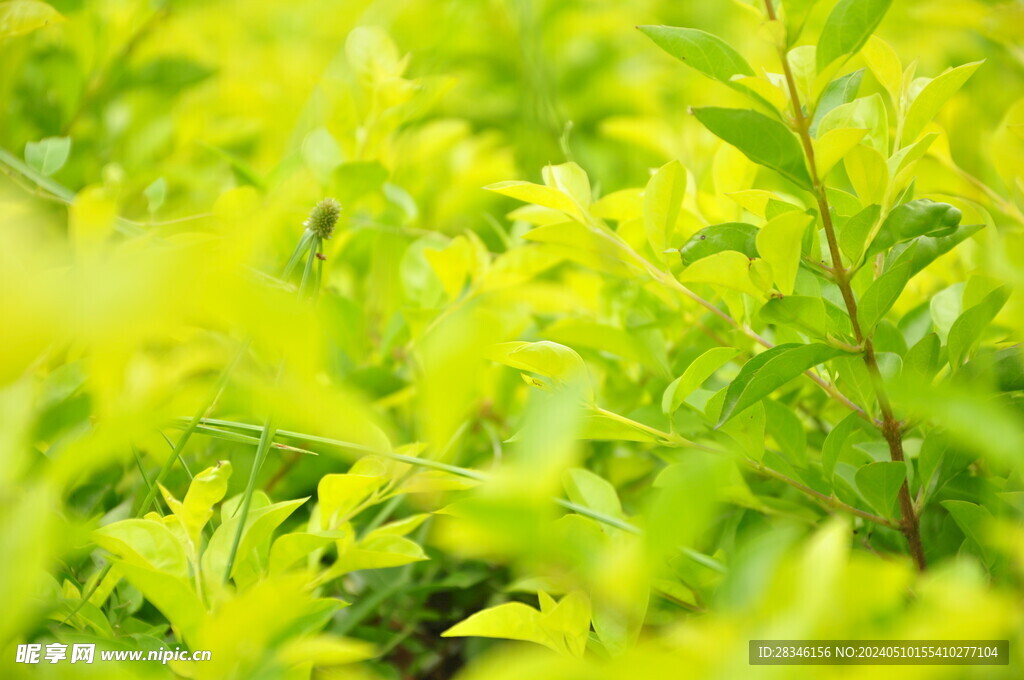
<box><xmin>0</xmin><ymin>0</ymin><xmax>62</xmax><ymax>38</ymax></box>
<box><xmin>643</xmin><ymin>160</ymin><xmax>687</xmax><ymax>258</ymax></box>
<box><xmin>756</xmin><ymin>211</ymin><xmax>813</xmax><ymax>295</ymax></box>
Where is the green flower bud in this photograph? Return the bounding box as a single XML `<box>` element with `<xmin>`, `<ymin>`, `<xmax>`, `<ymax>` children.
<box><xmin>304</xmin><ymin>198</ymin><xmax>341</xmax><ymax>239</ymax></box>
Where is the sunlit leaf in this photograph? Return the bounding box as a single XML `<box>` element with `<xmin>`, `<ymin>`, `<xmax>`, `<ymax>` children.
<box><xmin>816</xmin><ymin>0</ymin><xmax>894</xmax><ymax>72</ymax></box>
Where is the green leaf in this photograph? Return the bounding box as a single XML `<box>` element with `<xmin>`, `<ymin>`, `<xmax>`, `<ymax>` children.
<box><xmin>718</xmin><ymin>343</ymin><xmax>846</xmax><ymax>425</ymax></box>
<box><xmin>160</xmin><ymin>461</ymin><xmax>232</xmax><ymax>550</ymax></box>
<box><xmin>756</xmin><ymin>211</ymin><xmax>813</xmax><ymax>295</ymax></box>
<box><xmin>810</xmin><ymin>69</ymin><xmax>864</xmax><ymax>136</ymax></box>
<box><xmin>855</xmin><ymin>461</ymin><xmax>905</xmax><ymax>518</ymax></box>
<box><xmin>941</xmin><ymin>500</ymin><xmax>993</xmax><ymax>564</ymax></box>
<box><xmin>332</xmin><ymin>161</ymin><xmax>388</xmax><ymax>203</ymax></box>
<box><xmin>643</xmin><ymin>160</ymin><xmax>687</xmax><ymax>258</ymax></box>
<box><xmin>857</xmin><ymin>257</ymin><xmax>912</xmax><ymax>333</ymax></box>
<box><xmin>365</xmin><ymin>514</ymin><xmax>431</xmax><ymax>539</ymax></box>
<box><xmin>886</xmin><ymin>224</ymin><xmax>983</xmax><ymax>277</ymax></box>
<box><xmin>24</xmin><ymin>136</ymin><xmax>70</xmax><ymax>176</ymax></box>
<box><xmin>278</xmin><ymin>635</ymin><xmax>377</xmax><ymax>667</ymax></box>
<box><xmin>838</xmin><ymin>204</ymin><xmax>880</xmax><ymax>263</ymax></box>
<box><xmin>662</xmin><ymin>347</ymin><xmax>738</xmax><ymax>415</ymax></box>
<box><xmin>442</xmin><ymin>592</ymin><xmax>591</xmax><ymax>658</ymax></box>
<box><xmin>678</xmin><ymin>250</ymin><xmax>765</xmax><ymax>297</ymax></box>
<box><xmin>867</xmin><ymin>199</ymin><xmax>962</xmax><ymax>256</ymax></box>
<box><xmin>862</xmin><ymin>36</ymin><xmax>902</xmax><ymax>102</ymax></box>
<box><xmin>816</xmin><ymin>0</ymin><xmax>893</xmax><ymax>72</ymax></box>
<box><xmin>269</xmin><ymin>532</ymin><xmax>337</xmax><ymax>575</ymax></box>
<box><xmin>394</xmin><ymin>470</ymin><xmax>479</xmax><ymax>495</ymax></box>
<box><xmin>203</xmin><ymin>498</ymin><xmax>308</xmax><ymax>588</ymax></box>
<box><xmin>522</xmin><ymin>222</ymin><xmax>642</xmax><ymax>278</ymax></box>
<box><xmin>112</xmin><ymin>561</ymin><xmax>204</xmax><ymax>645</ymax></box>
<box><xmin>144</xmin><ymin>177</ymin><xmax>167</xmax><ymax>214</ymax></box>
<box><xmin>845</xmin><ymin>144</ymin><xmax>888</xmax><ymax>204</ymax></box>
<box><xmin>442</xmin><ymin>602</ymin><xmax>547</xmax><ymax>645</ymax></box>
<box><xmin>318</xmin><ymin>469</ymin><xmax>387</xmax><ymax>529</ymax></box>
<box><xmin>814</xmin><ymin>127</ymin><xmax>868</xmax><ymax>178</ymax></box>
<box><xmin>679</xmin><ymin>222</ymin><xmax>758</xmax><ymax>264</ymax></box>
<box><xmin>903</xmin><ymin>332</ymin><xmax>941</xmax><ymax>381</ymax></box>
<box><xmin>691</xmin><ymin>107</ymin><xmax>811</xmax><ymax>188</ymax></box>
<box><xmin>0</xmin><ymin>0</ymin><xmax>63</xmax><ymax>38</ymax></box>
<box><xmin>822</xmin><ymin>412</ymin><xmax>864</xmax><ymax>480</ymax></box>
<box><xmin>764</xmin><ymin>399</ymin><xmax>807</xmax><ymax>466</ymax></box>
<box><xmin>486</xmin><ymin>181</ymin><xmax>584</xmax><ymax>221</ymax></box>
<box><xmin>93</xmin><ymin>519</ymin><xmax>190</xmax><ymax>580</ymax></box>
<box><xmin>818</xmin><ymin>94</ymin><xmax>888</xmax><ymax>155</ymax></box>
<box><xmin>637</xmin><ymin>26</ymin><xmax>754</xmax><ymax>84</ymax></box>
<box><xmin>947</xmin><ymin>286</ymin><xmax>1010</xmax><ymax>368</ymax></box>
<box><xmin>760</xmin><ymin>296</ymin><xmax>827</xmax><ymax>339</ymax></box>
<box><xmin>543</xmin><ymin>162</ymin><xmax>592</xmax><ymax>209</ymax></box>
<box><xmin>545</xmin><ymin>318</ymin><xmax>665</xmax><ymax>375</ymax></box>
<box><xmin>488</xmin><ymin>340</ymin><xmax>591</xmax><ymax>388</ymax></box>
<box><xmin>335</xmin><ymin>534</ymin><xmax>428</xmax><ymax>574</ymax></box>
<box><xmin>563</xmin><ymin>468</ymin><xmax>623</xmax><ymax>520</ymax></box>
<box><xmin>888</xmin><ymin>132</ymin><xmax>938</xmax><ymax>177</ymax></box>
<box><xmin>782</xmin><ymin>0</ymin><xmax>822</xmax><ymax>46</ymax></box>
<box><xmin>902</xmin><ymin>61</ymin><xmax>983</xmax><ymax>143</ymax></box>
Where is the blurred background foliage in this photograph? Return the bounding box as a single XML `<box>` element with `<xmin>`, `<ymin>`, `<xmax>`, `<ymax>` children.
<box><xmin>0</xmin><ymin>0</ymin><xmax>1022</xmax><ymax>678</ymax></box>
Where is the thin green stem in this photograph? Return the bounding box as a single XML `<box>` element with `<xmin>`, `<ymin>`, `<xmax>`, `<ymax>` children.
<box><xmin>223</xmin><ymin>411</ymin><xmax>278</xmax><ymax>582</ymax></box>
<box><xmin>136</xmin><ymin>340</ymin><xmax>249</xmax><ymax>515</ymax></box>
<box><xmin>223</xmin><ymin>237</ymin><xmax>323</xmax><ymax>582</ymax></box>
<box><xmin>197</xmin><ymin>416</ymin><xmax>895</xmax><ymax>533</ymax></box>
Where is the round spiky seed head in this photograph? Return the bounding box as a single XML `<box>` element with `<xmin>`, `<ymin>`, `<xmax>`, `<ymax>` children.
<box><xmin>304</xmin><ymin>198</ymin><xmax>341</xmax><ymax>239</ymax></box>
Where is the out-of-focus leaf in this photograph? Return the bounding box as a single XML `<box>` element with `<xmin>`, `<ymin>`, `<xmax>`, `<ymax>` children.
<box><xmin>947</xmin><ymin>286</ymin><xmax>1010</xmax><ymax>368</ymax></box>
<box><xmin>782</xmin><ymin>0</ymin><xmax>821</xmax><ymax>46</ymax></box>
<box><xmin>334</xmin><ymin>535</ymin><xmax>428</xmax><ymax>574</ymax></box>
<box><xmin>903</xmin><ymin>61</ymin><xmax>984</xmax><ymax>143</ymax></box>
<box><xmin>563</xmin><ymin>468</ymin><xmax>624</xmax><ymax>522</ymax></box>
<box><xmin>487</xmin><ymin>181</ymin><xmax>584</xmax><ymax>221</ymax></box>
<box><xmin>760</xmin><ymin>296</ymin><xmax>827</xmax><ymax>339</ymax></box>
<box><xmin>442</xmin><ymin>591</ymin><xmax>591</xmax><ymax>658</ymax></box>
<box><xmin>0</xmin><ymin>0</ymin><xmax>63</xmax><ymax>38</ymax></box>
<box><xmin>942</xmin><ymin>500</ymin><xmax>994</xmax><ymax>564</ymax></box>
<box><xmin>855</xmin><ymin>461</ymin><xmax>905</xmax><ymax>518</ymax></box>
<box><xmin>269</xmin><ymin>532</ymin><xmax>337</xmax><ymax>575</ymax></box>
<box><xmin>93</xmin><ymin>520</ymin><xmax>189</xmax><ymax>580</ymax></box>
<box><xmin>24</xmin><ymin>136</ymin><xmax>70</xmax><ymax>176</ymax></box>
<box><xmin>822</xmin><ymin>412</ymin><xmax>865</xmax><ymax>480</ymax></box>
<box><xmin>643</xmin><ymin>160</ymin><xmax>686</xmax><ymax>258</ymax></box>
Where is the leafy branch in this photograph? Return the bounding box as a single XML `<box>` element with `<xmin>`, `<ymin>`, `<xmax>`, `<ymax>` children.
<box><xmin>762</xmin><ymin>0</ymin><xmax>925</xmax><ymax>569</ymax></box>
